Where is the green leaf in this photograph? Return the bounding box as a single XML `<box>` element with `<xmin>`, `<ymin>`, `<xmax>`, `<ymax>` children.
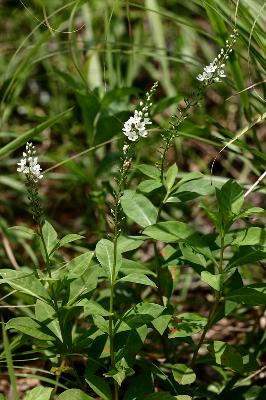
<box><xmin>136</xmin><ymin>164</ymin><xmax>161</xmax><ymax>179</ymax></box>
<box><xmin>117</xmin><ymin>236</ymin><xmax>144</xmax><ymax>253</ymax></box>
<box><xmin>121</xmin><ymin>190</ymin><xmax>158</xmax><ymax>227</ymax></box>
<box><xmin>0</xmin><ymin>108</ymin><xmax>72</xmax><ymax>159</ymax></box>
<box><xmin>57</xmin><ymin>389</ymin><xmax>94</xmax><ymax>400</ymax></box>
<box><xmin>42</xmin><ymin>221</ymin><xmax>58</xmax><ymax>256</ymax></box>
<box><xmin>96</xmin><ymin>239</ymin><xmax>122</xmax><ymax>283</ymax></box>
<box><xmin>216</xmin><ymin>180</ymin><xmax>244</xmax><ymax>229</ymax></box>
<box><xmin>172</xmin><ymin>363</ymin><xmax>196</xmax><ymax>385</ymax></box>
<box><xmin>226</xmin><ymin>284</ymin><xmax>266</xmax><ymax>306</ymax></box>
<box><xmin>24</xmin><ymin>386</ymin><xmax>53</xmax><ymax>400</ymax></box>
<box><xmin>165</xmin><ymin>163</ymin><xmax>178</xmax><ymax>192</ymax></box>
<box><xmin>237</xmin><ymin>207</ymin><xmax>265</xmax><ymax>219</ymax></box>
<box><xmin>85</xmin><ymin>371</ymin><xmax>112</xmax><ymax>400</ymax></box>
<box><xmin>120</xmin><ymin>258</ymin><xmax>155</xmax><ymax>276</ymax></box>
<box><xmin>57</xmin><ymin>234</ymin><xmax>84</xmax><ymax>248</ymax></box>
<box><xmin>223</xmin><ymin>227</ymin><xmax>266</xmax><ymax>247</ymax></box>
<box><xmin>123</xmin><ymin>302</ymin><xmax>165</xmax><ymax>329</ymax></box>
<box><xmin>80</xmin><ymin>299</ymin><xmax>110</xmax><ymax>317</ymax></box>
<box><xmin>118</xmin><ymin>273</ymin><xmax>156</xmax><ymax>287</ymax></box>
<box><xmin>175</xmin><ymin>397</ymin><xmax>192</xmax><ymax>400</ymax></box>
<box><xmin>68</xmin><ymin>265</ymin><xmax>99</xmax><ymax>305</ymax></box>
<box><xmin>152</xmin><ymin>306</ymin><xmax>174</xmax><ymax>335</ymax></box>
<box><xmin>138</xmin><ymin>179</ymin><xmax>162</xmax><ymax>193</ymax></box>
<box><xmin>35</xmin><ymin>300</ymin><xmax>62</xmax><ymax>342</ymax></box>
<box><xmin>0</xmin><ymin>270</ymin><xmax>51</xmax><ymax>302</ymax></box>
<box><xmin>66</xmin><ymin>252</ymin><xmax>94</xmax><ymax>279</ymax></box>
<box><xmin>168</xmin><ymin>313</ymin><xmax>207</xmax><ymax>338</ymax></box>
<box><xmin>201</xmin><ymin>271</ymin><xmax>223</xmax><ymax>291</ymax></box>
<box><xmin>143</xmin><ymin>221</ymin><xmax>194</xmax><ymax>243</ymax></box>
<box><xmin>6</xmin><ymin>317</ymin><xmax>56</xmax><ymax>341</ymax></box>
<box><xmin>208</xmin><ymin>341</ymin><xmax>243</xmax><ymax>372</ymax></box>
<box><xmin>172</xmin><ymin>178</ymin><xmax>214</xmax><ymax>200</ymax></box>
<box><xmin>226</xmin><ymin>246</ymin><xmax>266</xmax><ymax>269</ymax></box>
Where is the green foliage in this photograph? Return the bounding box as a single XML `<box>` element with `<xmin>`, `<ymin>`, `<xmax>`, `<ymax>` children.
<box><xmin>0</xmin><ymin>1</ymin><xmax>265</xmax><ymax>398</ymax></box>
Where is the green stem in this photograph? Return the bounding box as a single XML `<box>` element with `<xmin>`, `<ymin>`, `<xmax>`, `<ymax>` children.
<box><xmin>190</xmin><ymin>232</ymin><xmax>225</xmax><ymax>366</ymax></box>
<box><xmin>109</xmin><ymin>194</ymin><xmax>119</xmax><ymax>400</ymax></box>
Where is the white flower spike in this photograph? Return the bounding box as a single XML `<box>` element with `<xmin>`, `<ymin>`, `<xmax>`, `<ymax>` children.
<box><xmin>122</xmin><ymin>82</ymin><xmax>158</xmax><ymax>144</ymax></box>
<box><xmin>196</xmin><ymin>30</ymin><xmax>237</xmax><ymax>84</ymax></box>
<box><xmin>17</xmin><ymin>142</ymin><xmax>43</xmax><ymax>182</ymax></box>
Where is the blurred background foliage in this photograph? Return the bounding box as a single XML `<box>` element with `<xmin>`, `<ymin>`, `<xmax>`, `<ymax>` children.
<box><xmin>0</xmin><ymin>0</ymin><xmax>265</xmax><ymax>261</ymax></box>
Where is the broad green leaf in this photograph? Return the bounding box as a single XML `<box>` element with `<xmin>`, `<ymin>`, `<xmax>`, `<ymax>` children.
<box><xmin>68</xmin><ymin>265</ymin><xmax>99</xmax><ymax>305</ymax></box>
<box><xmin>35</xmin><ymin>300</ymin><xmax>62</xmax><ymax>342</ymax></box>
<box><xmin>172</xmin><ymin>178</ymin><xmax>214</xmax><ymax>200</ymax></box>
<box><xmin>227</xmin><ymin>246</ymin><xmax>266</xmax><ymax>269</ymax></box>
<box><xmin>121</xmin><ymin>190</ymin><xmax>158</xmax><ymax>227</ymax></box>
<box><xmin>6</xmin><ymin>317</ymin><xmax>56</xmax><ymax>341</ymax></box>
<box><xmin>104</xmin><ymin>358</ymin><xmax>134</xmax><ymax>386</ymax></box>
<box><xmin>175</xmin><ymin>397</ymin><xmax>192</xmax><ymax>400</ymax></box>
<box><xmin>85</xmin><ymin>371</ymin><xmax>112</xmax><ymax>400</ymax></box>
<box><xmin>165</xmin><ymin>163</ymin><xmax>178</xmax><ymax>192</ymax></box>
<box><xmin>120</xmin><ymin>258</ymin><xmax>155</xmax><ymax>276</ymax></box>
<box><xmin>68</xmin><ymin>267</ymin><xmax>99</xmax><ymax>304</ymax></box>
<box><xmin>123</xmin><ymin>302</ymin><xmax>165</xmax><ymax>329</ymax></box>
<box><xmin>117</xmin><ymin>236</ymin><xmax>144</xmax><ymax>253</ymax></box>
<box><xmin>24</xmin><ymin>386</ymin><xmax>53</xmax><ymax>400</ymax></box>
<box><xmin>42</xmin><ymin>221</ymin><xmax>58</xmax><ymax>256</ymax></box>
<box><xmin>96</xmin><ymin>239</ymin><xmax>122</xmax><ymax>283</ymax></box>
<box><xmin>57</xmin><ymin>389</ymin><xmax>94</xmax><ymax>400</ymax></box>
<box><xmin>79</xmin><ymin>299</ymin><xmax>110</xmax><ymax>317</ymax></box>
<box><xmin>226</xmin><ymin>284</ymin><xmax>266</xmax><ymax>306</ymax></box>
<box><xmin>216</xmin><ymin>180</ymin><xmax>244</xmax><ymax>228</ymax></box>
<box><xmin>118</xmin><ymin>273</ymin><xmax>156</xmax><ymax>287</ymax></box>
<box><xmin>208</xmin><ymin>341</ymin><xmax>243</xmax><ymax>372</ymax></box>
<box><xmin>201</xmin><ymin>271</ymin><xmax>223</xmax><ymax>291</ymax></box>
<box><xmin>168</xmin><ymin>313</ymin><xmax>207</xmax><ymax>338</ymax></box>
<box><xmin>179</xmin><ymin>243</ymin><xmax>207</xmax><ymax>269</ymax></box>
<box><xmin>0</xmin><ymin>270</ymin><xmax>51</xmax><ymax>301</ymax></box>
<box><xmin>136</xmin><ymin>164</ymin><xmax>160</xmax><ymax>179</ymax></box>
<box><xmin>57</xmin><ymin>234</ymin><xmax>84</xmax><ymax>249</ymax></box>
<box><xmin>223</xmin><ymin>227</ymin><xmax>266</xmax><ymax>247</ymax></box>
<box><xmin>172</xmin><ymin>363</ymin><xmax>196</xmax><ymax>385</ymax></box>
<box><xmin>66</xmin><ymin>252</ymin><xmax>94</xmax><ymax>279</ymax></box>
<box><xmin>176</xmin><ymin>171</ymin><xmax>203</xmax><ymax>187</ymax></box>
<box><xmin>138</xmin><ymin>179</ymin><xmax>162</xmax><ymax>193</ymax></box>
<box><xmin>152</xmin><ymin>306</ymin><xmax>174</xmax><ymax>335</ymax></box>
<box><xmin>143</xmin><ymin>221</ymin><xmax>194</xmax><ymax>243</ymax></box>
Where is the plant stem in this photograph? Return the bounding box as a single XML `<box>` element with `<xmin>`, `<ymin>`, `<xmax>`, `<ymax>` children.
<box><xmin>190</xmin><ymin>233</ymin><xmax>225</xmax><ymax>366</ymax></box>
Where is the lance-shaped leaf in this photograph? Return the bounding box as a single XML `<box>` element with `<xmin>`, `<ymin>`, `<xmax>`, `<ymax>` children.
<box><xmin>0</xmin><ymin>270</ymin><xmax>51</xmax><ymax>302</ymax></box>
<box><xmin>121</xmin><ymin>190</ymin><xmax>158</xmax><ymax>227</ymax></box>
<box><xmin>96</xmin><ymin>239</ymin><xmax>122</xmax><ymax>283</ymax></box>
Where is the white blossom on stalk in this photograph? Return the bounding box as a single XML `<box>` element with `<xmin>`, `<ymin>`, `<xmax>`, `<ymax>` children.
<box><xmin>196</xmin><ymin>31</ymin><xmax>237</xmax><ymax>84</ymax></box>
<box><xmin>17</xmin><ymin>142</ymin><xmax>43</xmax><ymax>182</ymax></box>
<box><xmin>122</xmin><ymin>81</ymin><xmax>158</xmax><ymax>145</ymax></box>
<box><xmin>122</xmin><ymin>109</ymin><xmax>152</xmax><ymax>141</ymax></box>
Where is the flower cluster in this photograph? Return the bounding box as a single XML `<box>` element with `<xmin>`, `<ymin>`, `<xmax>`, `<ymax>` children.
<box><xmin>17</xmin><ymin>142</ymin><xmax>43</xmax><ymax>182</ymax></box>
<box><xmin>196</xmin><ymin>31</ymin><xmax>237</xmax><ymax>84</ymax></box>
<box><xmin>122</xmin><ymin>82</ymin><xmax>158</xmax><ymax>144</ymax></box>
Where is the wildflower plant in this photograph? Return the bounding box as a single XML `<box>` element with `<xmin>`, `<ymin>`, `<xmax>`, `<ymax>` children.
<box><xmin>1</xmin><ymin>21</ymin><xmax>266</xmax><ymax>400</ymax></box>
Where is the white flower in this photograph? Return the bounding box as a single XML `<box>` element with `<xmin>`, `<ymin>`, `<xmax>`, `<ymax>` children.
<box><xmin>17</xmin><ymin>142</ymin><xmax>43</xmax><ymax>182</ymax></box>
<box><xmin>196</xmin><ymin>32</ymin><xmax>236</xmax><ymax>84</ymax></box>
<box><xmin>122</xmin><ymin>82</ymin><xmax>158</xmax><ymax>142</ymax></box>
<box><xmin>123</xmin><ymin>109</ymin><xmax>152</xmax><ymax>142</ymax></box>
